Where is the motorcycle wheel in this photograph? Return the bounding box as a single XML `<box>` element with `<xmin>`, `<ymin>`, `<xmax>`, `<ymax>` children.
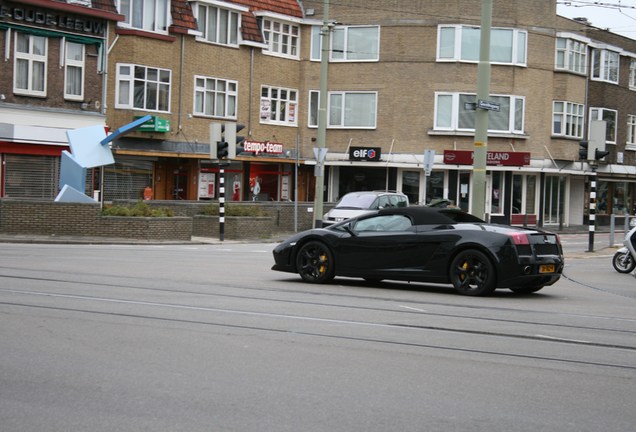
<box><xmin>612</xmin><ymin>251</ymin><xmax>636</xmax><ymax>274</ymax></box>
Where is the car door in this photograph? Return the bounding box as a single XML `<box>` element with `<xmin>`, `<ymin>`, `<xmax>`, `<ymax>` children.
<box><xmin>336</xmin><ymin>214</ymin><xmax>434</xmax><ymax>278</ymax></box>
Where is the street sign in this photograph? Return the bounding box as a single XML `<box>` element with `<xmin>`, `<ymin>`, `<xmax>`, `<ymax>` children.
<box><xmin>477</xmin><ymin>99</ymin><xmax>500</xmax><ymax>112</ymax></box>
<box><xmin>423</xmin><ymin>149</ymin><xmax>435</xmax><ymax>176</ymax></box>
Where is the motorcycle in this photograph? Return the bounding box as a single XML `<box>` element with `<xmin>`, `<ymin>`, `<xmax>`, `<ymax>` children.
<box><xmin>612</xmin><ymin>224</ymin><xmax>636</xmax><ymax>273</ymax></box>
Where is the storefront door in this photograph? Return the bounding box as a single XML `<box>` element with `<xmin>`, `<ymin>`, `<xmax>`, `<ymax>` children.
<box><xmin>457</xmin><ymin>171</ymin><xmax>471</xmax><ymax>212</ymax></box>
<box><xmin>400</xmin><ymin>170</ymin><xmax>421</xmax><ymax>204</ymax></box>
<box><xmin>544</xmin><ymin>175</ymin><xmax>565</xmax><ymax>225</ymax></box>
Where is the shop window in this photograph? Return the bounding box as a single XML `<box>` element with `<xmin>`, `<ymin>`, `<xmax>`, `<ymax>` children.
<box><xmin>489</xmin><ymin>171</ymin><xmax>504</xmax><ymax>215</ymax></box>
<box><xmin>249</xmin><ymin>163</ymin><xmax>291</xmax><ymax>202</ymax></box>
<box><xmin>512</xmin><ymin>174</ymin><xmax>537</xmax><ymax>215</ymax></box>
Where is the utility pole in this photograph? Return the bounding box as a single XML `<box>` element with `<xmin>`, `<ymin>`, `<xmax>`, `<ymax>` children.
<box><xmin>471</xmin><ymin>0</ymin><xmax>493</xmax><ymax>220</ymax></box>
<box><xmin>313</xmin><ymin>0</ymin><xmax>330</xmax><ymax>228</ymax></box>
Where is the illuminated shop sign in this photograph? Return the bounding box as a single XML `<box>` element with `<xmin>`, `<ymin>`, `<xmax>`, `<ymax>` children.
<box><xmin>243</xmin><ymin>140</ymin><xmax>284</xmax><ymax>155</ymax></box>
<box><xmin>443</xmin><ymin>150</ymin><xmax>531</xmax><ymax>166</ymax></box>
<box><xmin>349</xmin><ymin>146</ymin><xmax>381</xmax><ymax>162</ymax></box>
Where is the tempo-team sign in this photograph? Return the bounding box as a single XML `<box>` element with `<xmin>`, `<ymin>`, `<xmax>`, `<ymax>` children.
<box><xmin>350</xmin><ymin>146</ymin><xmax>382</xmax><ymax>161</ymax></box>
<box><xmin>244</xmin><ymin>140</ymin><xmax>283</xmax><ymax>155</ymax></box>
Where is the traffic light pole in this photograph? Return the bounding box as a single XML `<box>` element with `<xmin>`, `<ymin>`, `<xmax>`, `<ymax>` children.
<box><xmin>219</xmin><ymin>164</ymin><xmax>225</xmax><ymax>241</ymax></box>
<box><xmin>588</xmin><ymin>164</ymin><xmax>597</xmax><ymax>252</ymax></box>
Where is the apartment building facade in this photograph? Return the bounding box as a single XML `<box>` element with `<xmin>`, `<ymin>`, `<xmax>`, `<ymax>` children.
<box><xmin>2</xmin><ymin>0</ymin><xmax>636</xmax><ymax>228</ymax></box>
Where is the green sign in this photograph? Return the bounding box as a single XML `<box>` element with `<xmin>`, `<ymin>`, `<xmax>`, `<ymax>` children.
<box><xmin>134</xmin><ymin>116</ymin><xmax>170</xmax><ymax>133</ymax></box>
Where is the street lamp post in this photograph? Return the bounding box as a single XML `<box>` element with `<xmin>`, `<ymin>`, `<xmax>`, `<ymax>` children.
<box><xmin>471</xmin><ymin>0</ymin><xmax>493</xmax><ymax>221</ymax></box>
<box><xmin>313</xmin><ymin>0</ymin><xmax>330</xmax><ymax>228</ymax></box>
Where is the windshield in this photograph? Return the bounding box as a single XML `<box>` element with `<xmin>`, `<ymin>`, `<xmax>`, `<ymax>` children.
<box><xmin>335</xmin><ymin>194</ymin><xmax>378</xmax><ymax>209</ymax></box>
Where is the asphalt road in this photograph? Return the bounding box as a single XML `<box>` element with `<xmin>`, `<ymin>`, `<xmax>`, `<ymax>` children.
<box><xmin>1</xmin><ymin>242</ymin><xmax>634</xmax><ymax>432</ymax></box>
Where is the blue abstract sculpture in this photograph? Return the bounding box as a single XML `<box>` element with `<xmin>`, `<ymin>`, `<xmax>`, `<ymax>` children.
<box><xmin>55</xmin><ymin>115</ymin><xmax>152</xmax><ymax>203</ymax></box>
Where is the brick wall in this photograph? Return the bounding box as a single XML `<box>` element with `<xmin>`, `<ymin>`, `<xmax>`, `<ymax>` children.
<box><xmin>0</xmin><ymin>199</ymin><xmax>191</xmax><ymax>241</ymax></box>
<box><xmin>0</xmin><ymin>199</ymin><xmax>333</xmax><ymax>240</ymax></box>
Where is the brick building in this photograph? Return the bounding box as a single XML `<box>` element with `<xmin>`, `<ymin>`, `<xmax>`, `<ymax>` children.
<box><xmin>2</xmin><ymin>0</ymin><xmax>636</xmax><ymax>228</ymax></box>
<box><xmin>0</xmin><ymin>0</ymin><xmax>122</xmax><ymax>198</ymax></box>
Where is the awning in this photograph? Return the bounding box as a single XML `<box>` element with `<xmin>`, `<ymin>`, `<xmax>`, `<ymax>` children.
<box><xmin>0</xmin><ymin>23</ymin><xmax>104</xmax><ymax>45</ymax></box>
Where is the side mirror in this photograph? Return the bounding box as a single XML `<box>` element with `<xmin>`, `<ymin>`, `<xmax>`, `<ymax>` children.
<box><xmin>343</xmin><ymin>222</ymin><xmax>358</xmax><ymax>237</ymax></box>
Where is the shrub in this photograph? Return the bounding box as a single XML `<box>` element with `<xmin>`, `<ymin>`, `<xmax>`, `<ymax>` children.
<box><xmin>199</xmin><ymin>204</ymin><xmax>265</xmax><ymax>217</ymax></box>
<box><xmin>102</xmin><ymin>201</ymin><xmax>174</xmax><ymax>217</ymax></box>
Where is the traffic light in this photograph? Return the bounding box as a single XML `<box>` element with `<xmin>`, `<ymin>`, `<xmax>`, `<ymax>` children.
<box><xmin>594</xmin><ymin>147</ymin><xmax>610</xmax><ymax>161</ymax></box>
<box><xmin>210</xmin><ymin>122</ymin><xmax>242</xmax><ymax>160</ymax></box>
<box><xmin>578</xmin><ymin>140</ymin><xmax>588</xmax><ymax>160</ymax></box>
<box><xmin>235</xmin><ymin>124</ymin><xmax>246</xmax><ymax>155</ymax></box>
<box><xmin>216</xmin><ymin>141</ymin><xmax>229</xmax><ymax>159</ymax></box>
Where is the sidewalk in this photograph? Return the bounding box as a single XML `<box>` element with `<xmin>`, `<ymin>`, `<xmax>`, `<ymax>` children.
<box><xmin>0</xmin><ymin>231</ymin><xmax>617</xmax><ymax>260</ymax></box>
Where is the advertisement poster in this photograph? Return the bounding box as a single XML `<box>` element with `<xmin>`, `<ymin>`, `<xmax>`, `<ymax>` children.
<box><xmin>198</xmin><ymin>172</ymin><xmax>215</xmax><ymax>199</ymax></box>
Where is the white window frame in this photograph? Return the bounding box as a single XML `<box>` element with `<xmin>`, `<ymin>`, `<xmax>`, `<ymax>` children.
<box><xmin>627</xmin><ymin>114</ymin><xmax>636</xmax><ymax>151</ymax></box>
<box><xmin>552</xmin><ymin>101</ymin><xmax>584</xmax><ymax>138</ymax></box>
<box><xmin>308</xmin><ymin>90</ymin><xmax>377</xmax><ymax>129</ymax></box>
<box><xmin>117</xmin><ymin>0</ymin><xmax>170</xmax><ymax>34</ymax></box>
<box><xmin>193</xmin><ymin>75</ymin><xmax>237</xmax><ymax>119</ymax></box>
<box><xmin>437</xmin><ymin>25</ymin><xmax>527</xmax><ymax>66</ymax></box>
<box><xmin>331</xmin><ymin>25</ymin><xmax>380</xmax><ymax>62</ymax></box>
<box><xmin>260</xmin><ymin>86</ymin><xmax>298</xmax><ymax>126</ymax></box>
<box><xmin>310</xmin><ymin>25</ymin><xmax>380</xmax><ymax>62</ymax></box>
<box><xmin>64</xmin><ymin>41</ymin><xmax>85</xmax><ymax>101</ymax></box>
<box><xmin>115</xmin><ymin>63</ymin><xmax>172</xmax><ymax>112</ymax></box>
<box><xmin>555</xmin><ymin>37</ymin><xmax>587</xmax><ymax>75</ymax></box>
<box><xmin>434</xmin><ymin>92</ymin><xmax>525</xmax><ymax>134</ymax></box>
<box><xmin>589</xmin><ymin>107</ymin><xmax>618</xmax><ymax>144</ymax></box>
<box><xmin>195</xmin><ymin>3</ymin><xmax>240</xmax><ymax>47</ymax></box>
<box><xmin>262</xmin><ymin>18</ymin><xmax>299</xmax><ymax>59</ymax></box>
<box><xmin>14</xmin><ymin>32</ymin><xmax>47</xmax><ymax>97</ymax></box>
<box><xmin>591</xmin><ymin>48</ymin><xmax>619</xmax><ymax>84</ymax></box>
<box><xmin>630</xmin><ymin>59</ymin><xmax>636</xmax><ymax>90</ymax></box>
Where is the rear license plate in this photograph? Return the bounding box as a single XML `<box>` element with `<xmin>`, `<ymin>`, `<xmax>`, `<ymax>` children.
<box><xmin>539</xmin><ymin>264</ymin><xmax>555</xmax><ymax>273</ymax></box>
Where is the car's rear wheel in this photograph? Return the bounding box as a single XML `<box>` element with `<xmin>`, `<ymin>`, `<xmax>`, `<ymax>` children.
<box><xmin>296</xmin><ymin>241</ymin><xmax>335</xmax><ymax>284</ymax></box>
<box><xmin>449</xmin><ymin>249</ymin><xmax>496</xmax><ymax>296</ymax></box>
<box><xmin>509</xmin><ymin>285</ymin><xmax>544</xmax><ymax>294</ymax></box>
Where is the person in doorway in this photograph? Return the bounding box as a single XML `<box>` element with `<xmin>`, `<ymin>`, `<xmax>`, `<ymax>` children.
<box><xmin>251</xmin><ymin>176</ymin><xmax>261</xmax><ymax>201</ymax></box>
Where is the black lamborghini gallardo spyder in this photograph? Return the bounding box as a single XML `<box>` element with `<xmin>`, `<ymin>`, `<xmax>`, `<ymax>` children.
<box><xmin>272</xmin><ymin>206</ymin><xmax>564</xmax><ymax>296</ymax></box>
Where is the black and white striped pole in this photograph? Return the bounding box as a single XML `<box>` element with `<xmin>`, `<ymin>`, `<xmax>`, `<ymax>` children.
<box><xmin>588</xmin><ymin>164</ymin><xmax>597</xmax><ymax>252</ymax></box>
<box><xmin>219</xmin><ymin>166</ymin><xmax>225</xmax><ymax>241</ymax></box>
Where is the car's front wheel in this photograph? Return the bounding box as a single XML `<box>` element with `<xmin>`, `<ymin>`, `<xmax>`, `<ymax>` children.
<box><xmin>449</xmin><ymin>249</ymin><xmax>497</xmax><ymax>296</ymax></box>
<box><xmin>296</xmin><ymin>241</ymin><xmax>335</xmax><ymax>284</ymax></box>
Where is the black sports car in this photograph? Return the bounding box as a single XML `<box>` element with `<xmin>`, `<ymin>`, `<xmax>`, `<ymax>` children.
<box><xmin>272</xmin><ymin>206</ymin><xmax>564</xmax><ymax>296</ymax></box>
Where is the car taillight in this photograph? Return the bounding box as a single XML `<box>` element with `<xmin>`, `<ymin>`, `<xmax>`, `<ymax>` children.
<box><xmin>509</xmin><ymin>232</ymin><xmax>530</xmax><ymax>245</ymax></box>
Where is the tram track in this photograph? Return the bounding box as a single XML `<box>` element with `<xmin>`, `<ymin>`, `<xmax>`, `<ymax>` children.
<box><xmin>1</xmin><ymin>277</ymin><xmax>636</xmax><ymax>372</ymax></box>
